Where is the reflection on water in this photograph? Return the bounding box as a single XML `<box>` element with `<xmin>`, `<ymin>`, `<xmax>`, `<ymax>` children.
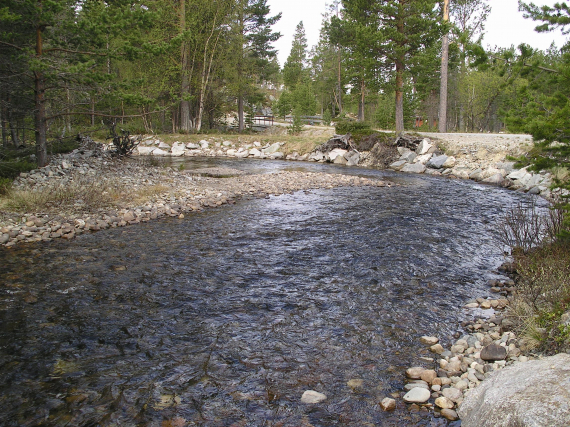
<box><xmin>0</xmin><ymin>160</ymin><xmax>534</xmax><ymax>426</ymax></box>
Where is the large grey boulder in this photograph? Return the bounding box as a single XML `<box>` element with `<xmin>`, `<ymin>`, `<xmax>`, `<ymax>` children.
<box><xmin>416</xmin><ymin>138</ymin><xmax>434</xmax><ymax>155</ymax></box>
<box><xmin>389</xmin><ymin>160</ymin><xmax>407</xmax><ymax>171</ymax></box>
<box><xmin>170</xmin><ymin>142</ymin><xmax>186</xmax><ymax>157</ymax></box>
<box><xmin>328</xmin><ymin>148</ymin><xmax>348</xmax><ymax>162</ymax></box>
<box><xmin>458</xmin><ymin>353</ymin><xmax>570</xmax><ymax>427</ymax></box>
<box><xmin>344</xmin><ymin>151</ymin><xmax>360</xmax><ymax>166</ymax></box>
<box><xmin>136</xmin><ymin>146</ymin><xmax>156</xmax><ymax>155</ymax></box>
<box><xmin>427</xmin><ymin>154</ymin><xmax>448</xmax><ymax>169</ymax></box>
<box><xmin>401</xmin><ymin>163</ymin><xmax>426</xmax><ymax>174</ymax></box>
<box><xmin>263</xmin><ymin>142</ymin><xmax>282</xmax><ymax>155</ymax></box>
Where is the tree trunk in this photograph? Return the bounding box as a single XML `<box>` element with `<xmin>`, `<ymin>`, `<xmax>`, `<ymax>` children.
<box><xmin>35</xmin><ymin>21</ymin><xmax>48</xmax><ymax>167</ymax></box>
<box><xmin>196</xmin><ymin>19</ymin><xmax>222</xmax><ymax>132</ymax></box>
<box><xmin>179</xmin><ymin>0</ymin><xmax>192</xmax><ymax>132</ymax></box>
<box><xmin>238</xmin><ymin>94</ymin><xmax>244</xmax><ymax>132</ymax></box>
<box><xmin>358</xmin><ymin>79</ymin><xmax>365</xmax><ymax>122</ymax></box>
<box><xmin>1</xmin><ymin>101</ymin><xmax>7</xmax><ymax>147</ymax></box>
<box><xmin>9</xmin><ymin>115</ymin><xmax>19</xmax><ymax>147</ymax></box>
<box><xmin>395</xmin><ymin>60</ymin><xmax>404</xmax><ymax>134</ymax></box>
<box><xmin>90</xmin><ymin>98</ymin><xmax>95</xmax><ymax>126</ymax></box>
<box><xmin>337</xmin><ymin>49</ymin><xmax>342</xmax><ymax>113</ymax></box>
<box><xmin>438</xmin><ymin>0</ymin><xmax>450</xmax><ymax>133</ymax></box>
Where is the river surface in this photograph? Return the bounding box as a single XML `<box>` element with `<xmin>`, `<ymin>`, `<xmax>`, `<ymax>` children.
<box><xmin>0</xmin><ymin>159</ymin><xmax>533</xmax><ymax>426</ymax></box>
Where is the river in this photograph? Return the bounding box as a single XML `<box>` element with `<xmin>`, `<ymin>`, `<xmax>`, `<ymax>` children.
<box><xmin>0</xmin><ymin>158</ymin><xmax>534</xmax><ymax>426</ymax></box>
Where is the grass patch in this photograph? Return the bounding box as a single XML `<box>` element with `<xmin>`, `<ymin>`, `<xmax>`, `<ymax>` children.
<box><xmin>510</xmin><ymin>243</ymin><xmax>570</xmax><ymax>353</ymax></box>
<box><xmin>2</xmin><ymin>178</ymin><xmax>125</xmax><ymax>212</ymax></box>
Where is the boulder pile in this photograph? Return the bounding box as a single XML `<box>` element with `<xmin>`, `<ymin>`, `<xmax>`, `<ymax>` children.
<box><xmin>388</xmin><ymin>137</ymin><xmax>560</xmax><ymax>198</ymax></box>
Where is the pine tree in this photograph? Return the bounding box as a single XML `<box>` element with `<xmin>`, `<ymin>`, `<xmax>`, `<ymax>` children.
<box><xmin>337</xmin><ymin>0</ymin><xmax>444</xmax><ymax>133</ymax></box>
<box><xmin>231</xmin><ymin>0</ymin><xmax>281</xmax><ymax>132</ymax></box>
<box><xmin>0</xmin><ymin>0</ymin><xmax>151</xmax><ymax>166</ymax></box>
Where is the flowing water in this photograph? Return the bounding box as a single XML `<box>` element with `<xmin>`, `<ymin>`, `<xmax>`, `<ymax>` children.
<box><xmin>0</xmin><ymin>159</ymin><xmax>534</xmax><ymax>426</ymax></box>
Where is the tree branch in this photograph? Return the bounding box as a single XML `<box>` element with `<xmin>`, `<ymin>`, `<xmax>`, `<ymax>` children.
<box><xmin>42</xmin><ymin>47</ymin><xmax>109</xmax><ymax>56</ymax></box>
<box><xmin>45</xmin><ymin>104</ymin><xmax>176</xmax><ymax>121</ymax></box>
<box><xmin>0</xmin><ymin>40</ymin><xmax>24</xmax><ymax>51</ymax></box>
<box><xmin>488</xmin><ymin>54</ymin><xmax>558</xmax><ymax>73</ymax></box>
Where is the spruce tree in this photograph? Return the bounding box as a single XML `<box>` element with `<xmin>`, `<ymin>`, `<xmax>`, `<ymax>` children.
<box><xmin>283</xmin><ymin>22</ymin><xmax>308</xmax><ymax>89</ymax></box>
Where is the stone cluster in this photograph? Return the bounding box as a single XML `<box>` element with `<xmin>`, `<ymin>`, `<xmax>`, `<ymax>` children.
<box><xmin>129</xmin><ymin>135</ymin><xmax>565</xmax><ymax>199</ymax></box>
<box><xmin>388</xmin><ymin>138</ymin><xmax>559</xmax><ymax>198</ymax></box>
<box><xmin>136</xmin><ymin>138</ymin><xmax>293</xmax><ymax>161</ymax></box>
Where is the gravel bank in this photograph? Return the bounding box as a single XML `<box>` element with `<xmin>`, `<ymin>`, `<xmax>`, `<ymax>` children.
<box><xmin>0</xmin><ymin>144</ymin><xmax>390</xmax><ymax>247</ymax></box>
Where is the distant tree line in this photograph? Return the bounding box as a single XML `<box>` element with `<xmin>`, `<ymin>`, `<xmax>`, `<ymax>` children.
<box><xmin>0</xmin><ymin>0</ymin><xmax>281</xmax><ymax>166</ymax></box>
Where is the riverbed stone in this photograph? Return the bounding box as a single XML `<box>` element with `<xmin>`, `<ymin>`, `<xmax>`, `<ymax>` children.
<box><xmin>430</xmin><ymin>344</ymin><xmax>445</xmax><ymax>354</ymax></box>
<box><xmin>380</xmin><ymin>397</ymin><xmax>396</xmax><ymax>411</ymax></box>
<box><xmin>416</xmin><ymin>139</ymin><xmax>434</xmax><ymax>155</ymax></box>
<box><xmin>427</xmin><ymin>154</ymin><xmax>448</xmax><ymax>169</ymax></box>
<box><xmin>480</xmin><ymin>344</ymin><xmax>507</xmax><ymax>361</ymax></box>
<box><xmin>262</xmin><ymin>142</ymin><xmax>281</xmax><ymax>155</ymax></box>
<box><xmin>441</xmin><ymin>387</ymin><xmax>463</xmax><ymax>402</ymax></box>
<box><xmin>403</xmin><ymin>387</ymin><xmax>431</xmax><ymax>403</ymax></box>
<box><xmin>442</xmin><ymin>156</ymin><xmax>456</xmax><ymax>168</ymax></box>
<box><xmin>389</xmin><ymin>160</ymin><xmax>407</xmax><ymax>171</ymax></box>
<box><xmin>347</xmin><ymin>379</ymin><xmax>363</xmax><ymax>390</ymax></box>
<box><xmin>406</xmin><ymin>367</ymin><xmax>425</xmax><ymax>379</ymax></box>
<box><xmin>420</xmin><ymin>370</ymin><xmax>437</xmax><ymax>384</ymax></box>
<box><xmin>441</xmin><ymin>408</ymin><xmax>459</xmax><ymax>421</ymax></box>
<box><xmin>435</xmin><ymin>396</ymin><xmax>454</xmax><ymax>409</ymax></box>
<box><xmin>420</xmin><ymin>336</ymin><xmax>439</xmax><ymax>345</ymax></box>
<box><xmin>401</xmin><ymin>163</ymin><xmax>426</xmax><ymax>174</ymax></box>
<box><xmin>301</xmin><ymin>390</ymin><xmax>327</xmax><ymax>404</ymax></box>
<box><xmin>345</xmin><ymin>151</ymin><xmax>360</xmax><ymax>166</ymax></box>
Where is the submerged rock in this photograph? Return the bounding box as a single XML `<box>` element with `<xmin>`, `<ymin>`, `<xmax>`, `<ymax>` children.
<box><xmin>301</xmin><ymin>390</ymin><xmax>327</xmax><ymax>404</ymax></box>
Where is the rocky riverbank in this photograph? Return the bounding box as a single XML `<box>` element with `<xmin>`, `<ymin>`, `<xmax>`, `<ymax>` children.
<box><xmin>0</xmin><ymin>142</ymin><xmax>389</xmax><ymax>247</ymax></box>
<box><xmin>392</xmin><ymin>265</ymin><xmax>570</xmax><ymax>425</ymax></box>
<box><xmin>130</xmin><ymin>132</ymin><xmax>568</xmax><ymax>201</ymax></box>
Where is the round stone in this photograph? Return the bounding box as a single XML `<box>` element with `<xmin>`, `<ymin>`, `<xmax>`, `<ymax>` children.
<box><xmin>441</xmin><ymin>408</ymin><xmax>459</xmax><ymax>421</ymax></box>
<box><xmin>380</xmin><ymin>397</ymin><xmax>396</xmax><ymax>411</ymax></box>
<box><xmin>406</xmin><ymin>367</ymin><xmax>425</xmax><ymax>379</ymax></box>
<box><xmin>420</xmin><ymin>369</ymin><xmax>437</xmax><ymax>384</ymax></box>
<box><xmin>435</xmin><ymin>396</ymin><xmax>455</xmax><ymax>409</ymax></box>
<box><xmin>403</xmin><ymin>387</ymin><xmax>431</xmax><ymax>403</ymax></box>
<box><xmin>442</xmin><ymin>387</ymin><xmax>463</xmax><ymax>402</ymax></box>
<box><xmin>420</xmin><ymin>336</ymin><xmax>439</xmax><ymax>345</ymax></box>
<box><xmin>430</xmin><ymin>344</ymin><xmax>445</xmax><ymax>354</ymax></box>
<box><xmin>301</xmin><ymin>390</ymin><xmax>327</xmax><ymax>404</ymax></box>
<box><xmin>347</xmin><ymin>379</ymin><xmax>363</xmax><ymax>389</ymax></box>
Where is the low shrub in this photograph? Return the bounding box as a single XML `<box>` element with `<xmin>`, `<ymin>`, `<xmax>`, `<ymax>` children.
<box><xmin>335</xmin><ymin>120</ymin><xmax>372</xmax><ymax>135</ymax></box>
<box><xmin>0</xmin><ymin>160</ymin><xmax>37</xmax><ymax>179</ymax></box>
<box><xmin>500</xmin><ymin>200</ymin><xmax>570</xmax><ymax>354</ymax></box>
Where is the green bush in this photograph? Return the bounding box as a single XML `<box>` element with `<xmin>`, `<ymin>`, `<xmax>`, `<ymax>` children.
<box><xmin>0</xmin><ymin>177</ymin><xmax>12</xmax><ymax>195</ymax></box>
<box><xmin>0</xmin><ymin>160</ymin><xmax>37</xmax><ymax>179</ymax></box>
<box><xmin>335</xmin><ymin>120</ymin><xmax>372</xmax><ymax>135</ymax></box>
<box><xmin>50</xmin><ymin>138</ymin><xmax>80</xmax><ymax>154</ymax></box>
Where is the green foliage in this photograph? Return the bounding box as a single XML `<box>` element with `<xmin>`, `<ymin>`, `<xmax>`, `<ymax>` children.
<box><xmin>0</xmin><ymin>160</ymin><xmax>37</xmax><ymax>179</ymax></box>
<box><xmin>288</xmin><ymin>109</ymin><xmax>305</xmax><ymax>135</ymax></box>
<box><xmin>322</xmin><ymin>109</ymin><xmax>332</xmax><ymax>126</ymax></box>
<box><xmin>283</xmin><ymin>21</ymin><xmax>308</xmax><ymax>89</ymax></box>
<box><xmin>0</xmin><ymin>177</ymin><xmax>12</xmax><ymax>195</ymax></box>
<box><xmin>50</xmin><ymin>138</ymin><xmax>80</xmax><ymax>155</ymax></box>
<box><xmin>335</xmin><ymin>121</ymin><xmax>371</xmax><ymax>135</ymax></box>
<box><xmin>275</xmin><ymin>81</ymin><xmax>317</xmax><ymax>118</ymax></box>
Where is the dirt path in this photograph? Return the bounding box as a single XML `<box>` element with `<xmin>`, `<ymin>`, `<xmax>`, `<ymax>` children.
<box><xmin>418</xmin><ymin>132</ymin><xmax>533</xmax><ymax>162</ymax></box>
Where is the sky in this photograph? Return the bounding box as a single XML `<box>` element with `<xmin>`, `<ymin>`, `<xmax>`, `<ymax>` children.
<box><xmin>267</xmin><ymin>0</ymin><xmax>569</xmax><ymax>67</ymax></box>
